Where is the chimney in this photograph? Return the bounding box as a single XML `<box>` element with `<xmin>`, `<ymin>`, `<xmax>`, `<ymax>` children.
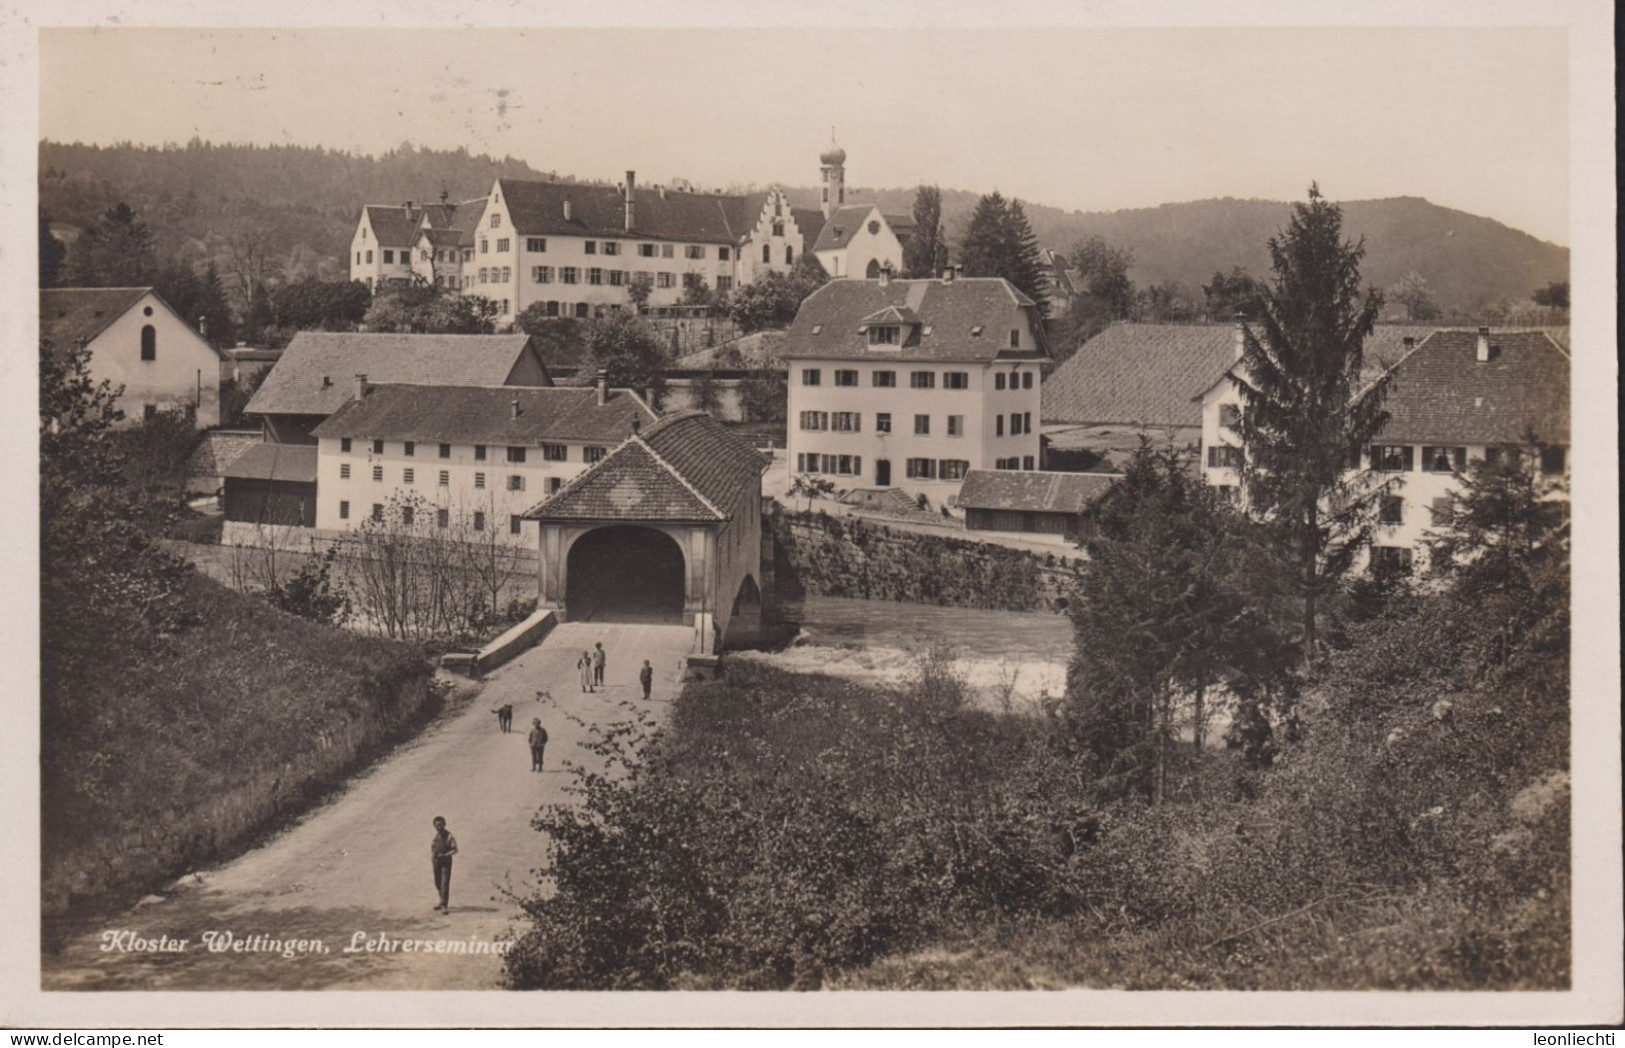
<box><xmin>510</xmin><ymin>396</ymin><xmax>521</xmax><ymax>420</ymax></box>
<box><xmin>322</xmin><ymin>375</ymin><xmax>332</xmax><ymax>388</ymax></box>
<box><xmin>878</xmin><ymin>263</ymin><xmax>892</xmax><ymax>287</ymax></box>
<box><xmin>631</xmin><ymin>413</ymin><xmax>642</xmax><ymax>435</ymax></box>
<box><xmin>198</xmin><ymin>315</ymin><xmax>208</xmax><ymax>338</ymax></box>
<box><xmin>595</xmin><ymin>369</ymin><xmax>608</xmax><ymax>406</ymax></box>
<box><xmin>353</xmin><ymin>373</ymin><xmax>369</xmax><ymax>400</ymax></box>
<box><xmin>440</xmin><ymin>188</ymin><xmax>450</xmax><ymax>204</ymax></box>
<box><xmin>1403</xmin><ymin>336</ymin><xmax>1416</xmax><ymax>350</ymax></box>
<box><xmin>1476</xmin><ymin>326</ymin><xmax>1492</xmax><ymax>362</ymax></box>
<box><xmin>942</xmin><ymin>266</ymin><xmax>955</xmax><ymax>283</ymax></box>
<box><xmin>563</xmin><ymin>198</ymin><xmax>572</xmax><ymax>221</ymax></box>
<box><xmin>1233</xmin><ymin>314</ymin><xmax>1247</xmax><ymax>362</ymax></box>
<box><xmin>624</xmin><ymin>170</ymin><xmax>636</xmax><ymax>231</ymax></box>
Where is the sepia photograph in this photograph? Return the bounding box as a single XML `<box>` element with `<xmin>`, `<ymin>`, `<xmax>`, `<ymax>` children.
<box><xmin>4</xmin><ymin>0</ymin><xmax>1619</xmax><ymax>1030</ymax></box>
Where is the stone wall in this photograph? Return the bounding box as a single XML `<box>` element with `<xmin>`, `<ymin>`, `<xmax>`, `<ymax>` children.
<box><xmin>769</xmin><ymin>508</ymin><xmax>1080</xmax><ymax>613</ymax></box>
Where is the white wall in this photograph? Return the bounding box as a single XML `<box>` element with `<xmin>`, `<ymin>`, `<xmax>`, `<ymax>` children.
<box><xmin>815</xmin><ymin>206</ymin><xmax>904</xmax><ymax>282</ymax></box>
<box><xmin>91</xmin><ymin>291</ymin><xmax>222</xmax><ymax>429</ymax></box>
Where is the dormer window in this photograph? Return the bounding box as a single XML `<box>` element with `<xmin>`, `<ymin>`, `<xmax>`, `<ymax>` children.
<box><xmin>922</xmin><ymin>325</ymin><xmax>932</xmax><ymax>336</ymax></box>
<box><xmin>971</xmin><ymin>325</ymin><xmax>984</xmax><ymax>337</ymax></box>
<box><xmin>868</xmin><ymin>325</ymin><xmax>901</xmax><ymax>346</ymax></box>
<box><xmin>811</xmin><ymin>324</ymin><xmax>823</xmax><ymax>335</ymax></box>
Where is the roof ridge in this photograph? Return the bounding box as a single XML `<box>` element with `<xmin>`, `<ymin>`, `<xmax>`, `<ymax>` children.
<box><xmin>634</xmin><ymin>428</ymin><xmax>727</xmax><ymax>520</ymax></box>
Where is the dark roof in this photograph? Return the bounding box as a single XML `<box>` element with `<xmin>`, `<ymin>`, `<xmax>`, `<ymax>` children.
<box><xmin>40</xmin><ymin>287</ymin><xmax>151</xmax><ymax>349</ymax></box>
<box><xmin>415</xmin><ymin>228</ymin><xmax>466</xmax><ymax>248</ymax></box>
<box><xmin>812</xmin><ymin>205</ymin><xmax>883</xmax><ymax>252</ymax></box>
<box><xmin>1376</xmin><ymin>329</ymin><xmax>1570</xmax><ymax>445</ymax></box>
<box><xmin>673</xmin><ymin>330</ymin><xmax>789</xmax><ymax>371</ymax></box>
<box><xmin>221</xmin><ymin>443</ymin><xmax>318</xmax><ymax>484</ymax></box>
<box><xmin>245</xmin><ymin>332</ymin><xmax>541</xmax><ymax>417</ymax></box>
<box><xmin>186</xmin><ymin>430</ymin><xmax>264</xmax><ymax>479</ymax></box>
<box><xmin>526</xmin><ymin>411</ymin><xmax>766</xmax><ymax>523</ymax></box>
<box><xmin>792</xmin><ymin>208</ymin><xmax>826</xmax><ymax>255</ymax></box>
<box><xmin>364</xmin><ymin>205</ymin><xmax>421</xmax><ymax>246</ymax></box>
<box><xmin>497</xmin><ymin>179</ymin><xmax>760</xmax><ymax>243</ymax></box>
<box><xmin>1044</xmin><ymin>323</ymin><xmax>1240</xmax><ymax>427</ymax></box>
<box><xmin>784</xmin><ymin>277</ymin><xmax>1047</xmax><ymax>364</ymax></box>
<box><xmin>415</xmin><ymin>202</ymin><xmax>463</xmax><ymax>229</ymax></box>
<box><xmin>310</xmin><ymin>384</ymin><xmax>656</xmax><ymax>445</ymax></box>
<box><xmin>957</xmin><ymin>469</ymin><xmax>1120</xmax><ymax>514</ymax></box>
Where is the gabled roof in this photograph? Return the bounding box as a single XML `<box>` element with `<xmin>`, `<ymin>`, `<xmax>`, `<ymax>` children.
<box><xmin>363</xmin><ymin>205</ymin><xmax>421</xmax><ymax>246</ymax></box>
<box><xmin>415</xmin><ymin>228</ymin><xmax>466</xmax><ymax>248</ymax></box>
<box><xmin>526</xmin><ymin>411</ymin><xmax>767</xmax><ymax>524</ymax></box>
<box><xmin>39</xmin><ymin>287</ymin><xmax>152</xmax><ymax>349</ymax></box>
<box><xmin>1375</xmin><ymin>329</ymin><xmax>1570</xmax><ymax>446</ymax></box>
<box><xmin>496</xmin><ymin>178</ymin><xmax>760</xmax><ymax>244</ymax></box>
<box><xmin>784</xmin><ymin>277</ymin><xmax>1048</xmax><ymax>364</ymax></box>
<box><xmin>220</xmin><ymin>443</ymin><xmax>318</xmax><ymax>484</ymax></box>
<box><xmin>672</xmin><ymin>330</ymin><xmax>789</xmax><ymax>371</ymax></box>
<box><xmin>1044</xmin><ymin>322</ymin><xmax>1242</xmax><ymax>428</ymax></box>
<box><xmin>186</xmin><ymin>429</ymin><xmax>263</xmax><ymax>479</ymax></box>
<box><xmin>957</xmin><ymin>469</ymin><xmax>1121</xmax><ymax>514</ymax></box>
<box><xmin>310</xmin><ymin>384</ymin><xmax>654</xmax><ymax>446</ymax></box>
<box><xmin>812</xmin><ymin>205</ymin><xmax>884</xmax><ymax>253</ymax></box>
<box><xmin>245</xmin><ymin>332</ymin><xmax>542</xmax><ymax>418</ymax></box>
<box><xmin>859</xmin><ymin>305</ymin><xmax>921</xmax><ymax>327</ymax></box>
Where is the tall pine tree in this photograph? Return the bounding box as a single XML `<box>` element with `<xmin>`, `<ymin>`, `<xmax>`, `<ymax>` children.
<box><xmin>957</xmin><ymin>190</ymin><xmax>1049</xmax><ymax>313</ymax></box>
<box><xmin>1233</xmin><ymin>184</ymin><xmax>1387</xmax><ymax>667</ymax></box>
<box><xmin>901</xmin><ymin>185</ymin><xmax>950</xmax><ymax>279</ymax></box>
<box><xmin>66</xmin><ymin>203</ymin><xmax>158</xmax><ymax>287</ymax></box>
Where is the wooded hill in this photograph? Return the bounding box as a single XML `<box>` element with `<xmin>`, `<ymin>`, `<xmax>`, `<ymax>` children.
<box><xmin>41</xmin><ymin>140</ymin><xmax>1566</xmax><ymax>313</ymax></box>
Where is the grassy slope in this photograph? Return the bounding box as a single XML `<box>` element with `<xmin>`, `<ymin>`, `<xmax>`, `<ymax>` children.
<box><xmin>41</xmin><ymin>570</ymin><xmax>436</xmax><ymax>919</ymax></box>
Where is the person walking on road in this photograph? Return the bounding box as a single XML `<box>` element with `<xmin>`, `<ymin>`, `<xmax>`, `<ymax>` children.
<box><xmin>578</xmin><ymin>650</ymin><xmax>595</xmax><ymax>693</ymax></box>
<box><xmin>639</xmin><ymin>659</ymin><xmax>654</xmax><ymax>701</ymax></box>
<box><xmin>528</xmin><ymin>719</ymin><xmax>548</xmax><ymax>773</ymax></box>
<box><xmin>593</xmin><ymin>642</ymin><xmax>607</xmax><ymax>688</ymax></box>
<box><xmin>430</xmin><ymin>816</ymin><xmax>458</xmax><ymax>913</ymax></box>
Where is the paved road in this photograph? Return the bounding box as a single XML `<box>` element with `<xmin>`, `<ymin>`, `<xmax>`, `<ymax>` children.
<box><xmin>41</xmin><ymin>621</ymin><xmax>695</xmax><ymax>991</ymax></box>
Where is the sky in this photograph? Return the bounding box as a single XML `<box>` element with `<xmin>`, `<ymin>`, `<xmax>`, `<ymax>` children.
<box><xmin>39</xmin><ymin>26</ymin><xmax>1569</xmax><ymax>244</ymax></box>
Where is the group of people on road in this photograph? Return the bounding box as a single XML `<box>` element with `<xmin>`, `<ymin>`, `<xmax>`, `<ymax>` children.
<box><xmin>577</xmin><ymin>643</ymin><xmax>655</xmax><ymax>701</ymax></box>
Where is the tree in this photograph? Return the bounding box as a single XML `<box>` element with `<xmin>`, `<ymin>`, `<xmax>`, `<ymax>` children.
<box><xmin>681</xmin><ymin>276</ymin><xmax>716</xmax><ymax>311</ymax></box>
<box><xmin>957</xmin><ymin>191</ymin><xmax>1050</xmax><ymax>314</ymax></box>
<box><xmin>901</xmin><ymin>185</ymin><xmax>950</xmax><ymax>279</ymax></box>
<box><xmin>153</xmin><ymin>261</ymin><xmax>236</xmax><ymax>349</ymax></box>
<box><xmin>725</xmin><ymin>265</ymin><xmax>826</xmax><ymax>333</ymax></box>
<box><xmin>1391</xmin><ymin>270</ymin><xmax>1441</xmax><ymax>322</ymax></box>
<box><xmin>66</xmin><ymin>203</ymin><xmax>158</xmax><ymax>287</ymax></box>
<box><xmin>1531</xmin><ymin>281</ymin><xmax>1570</xmax><ymax>310</ymax></box>
<box><xmin>271</xmin><ymin>277</ymin><xmax>372</xmax><ymax>330</ymax></box>
<box><xmin>1432</xmin><ymin>431</ymin><xmax>1568</xmax><ymax>604</ymax></box>
<box><xmin>39</xmin><ymin>210</ymin><xmax>67</xmax><ymax>288</ymax></box>
<box><xmin>575</xmin><ymin>313</ymin><xmax>670</xmax><ymax>402</ymax></box>
<box><xmin>1054</xmin><ymin>235</ymin><xmax>1138</xmax><ymax>348</ymax></box>
<box><xmin>738</xmin><ymin>361</ymin><xmax>787</xmax><ymax>424</ymax></box>
<box><xmin>689</xmin><ymin>374</ymin><xmax>724</xmax><ymax>417</ymax></box>
<box><xmin>1201</xmin><ymin>266</ymin><xmax>1265</xmax><ymax>321</ymax></box>
<box><xmin>1139</xmin><ymin>281</ymin><xmax>1199</xmax><ymax>322</ymax></box>
<box><xmin>515</xmin><ymin>311</ymin><xmax>586</xmax><ymax>371</ymax></box>
<box><xmin>788</xmin><ymin>473</ymin><xmax>836</xmax><ymax>511</ymax></box>
<box><xmin>1233</xmin><ymin>184</ymin><xmax>1388</xmax><ymax>667</ymax></box>
<box><xmin>627</xmin><ymin>273</ymin><xmax>654</xmax><ymax>313</ymax></box>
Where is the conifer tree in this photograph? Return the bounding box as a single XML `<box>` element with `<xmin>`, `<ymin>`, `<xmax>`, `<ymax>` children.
<box><xmin>958</xmin><ymin>191</ymin><xmax>1050</xmax><ymax>313</ymax></box>
<box><xmin>901</xmin><ymin>185</ymin><xmax>950</xmax><ymax>279</ymax></box>
<box><xmin>66</xmin><ymin>202</ymin><xmax>158</xmax><ymax>287</ymax></box>
<box><xmin>1233</xmin><ymin>184</ymin><xmax>1387</xmax><ymax>666</ymax></box>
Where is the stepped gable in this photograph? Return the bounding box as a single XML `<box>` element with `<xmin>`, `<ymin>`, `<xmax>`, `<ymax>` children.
<box><xmin>310</xmin><ymin>385</ymin><xmax>654</xmax><ymax>446</ymax></box>
<box><xmin>527</xmin><ymin>410</ymin><xmax>767</xmax><ymax>524</ymax></box>
<box><xmin>1377</xmin><ymin>329</ymin><xmax>1569</xmax><ymax>445</ymax></box>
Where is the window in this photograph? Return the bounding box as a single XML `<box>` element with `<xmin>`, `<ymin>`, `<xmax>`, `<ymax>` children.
<box><xmin>801</xmin><ymin>368</ymin><xmax>822</xmax><ymax>386</ymax></box>
<box><xmin>508</xmin><ymin>475</ymin><xmax>525</xmax><ymax>492</ymax></box>
<box><xmin>588</xmin><ymin>267</ymin><xmax>604</xmax><ymax>285</ymax></box>
<box><xmin>372</xmin><ymin>465</ymin><xmax>384</xmax><ymax>482</ymax></box>
<box><xmin>383</xmin><ymin>250</ymin><xmax>394</xmax><ymax>264</ymax></box>
<box><xmin>403</xmin><ymin>441</ymin><xmax>415</xmax><ymax>457</ymax></box>
<box><xmin>682</xmin><ymin>272</ymin><xmax>702</xmax><ymax>289</ymax></box>
<box><xmin>1370</xmin><ymin>445</ymin><xmax>1414</xmax><ymax>472</ymax></box>
<box><xmin>772</xmin><ymin>221</ymin><xmax>785</xmax><ymax>237</ymax></box>
<box><xmin>1023</xmin><ymin>455</ymin><xmax>1035</xmax><ymax>471</ymax></box>
<box><xmin>832</xmin><ymin>412</ymin><xmax>861</xmax><ymax>433</ymax></box>
<box><xmin>501</xmin><ymin>268</ymin><xmax>511</xmax><ymax>283</ymax></box>
<box><xmin>944</xmin><ymin>372</ymin><xmax>969</xmax><ymax>390</ymax></box>
<box><xmin>656</xmin><ymin>273</ymin><xmax>675</xmax><ymax>288</ymax></box>
<box><xmin>1218</xmin><ymin>404</ymin><xmax>1241</xmax><ymax>429</ymax></box>
<box><xmin>1206</xmin><ymin>445</ymin><xmax>1244</xmax><ymax>469</ymax></box>
<box><xmin>473</xmin><ymin>511</ymin><xmax>485</xmax><ymax>532</ymax></box>
<box><xmin>479</xmin><ymin>268</ymin><xmax>489</xmax><ymax>283</ymax></box>
<box><xmin>474</xmin><ymin>472</ymin><xmax>486</xmax><ymax>489</ymax></box>
<box><xmin>533</xmin><ymin>265</ymin><xmax>553</xmax><ymax>283</ymax></box>
<box><xmin>995</xmin><ymin>374</ymin><xmax>1006</xmax><ymax>391</ymax></box>
<box><xmin>835</xmin><ymin>369</ymin><xmax>859</xmax><ymax>387</ymax></box>
<box><xmin>480</xmin><ymin>240</ymin><xmax>488</xmax><ymax>255</ymax></box>
<box><xmin>1540</xmin><ymin>446</ymin><xmax>1567</xmax><ymax>475</ymax></box>
<box><xmin>510</xmin><ymin>515</ymin><xmax>522</xmax><ymax>536</ymax></box>
<box><xmin>762</xmin><ymin>244</ymin><xmax>772</xmax><ymax>264</ymax></box>
<box><xmin>561</xmin><ymin>267</ymin><xmax>579</xmax><ymax>284</ymax></box>
<box><xmin>371</xmin><ymin>503</ymin><xmax>384</xmax><ymax>522</ymax></box>
<box><xmin>611</xmin><ymin>270</ymin><xmax>628</xmax><ymax>286</ymax></box>
<box><xmin>507</xmin><ymin>446</ymin><xmax>527</xmax><ymax>463</ymax></box>
<box><xmin>1009</xmin><ymin>413</ymin><xmax>1024</xmax><ymax>436</ymax></box>
<box><xmin>716</xmin><ymin>275</ymin><xmax>733</xmax><ymax>293</ymax></box>
<box><xmin>341</xmin><ymin>437</ymin><xmax>353</xmax><ymax>453</ymax></box>
<box><xmin>140</xmin><ymin>325</ymin><xmax>157</xmax><ymax>361</ymax></box>
<box><xmin>584</xmin><ymin>446</ymin><xmax>607</xmax><ymax>464</ymax></box>
<box><xmin>876</xmin><ymin>412</ymin><xmax>892</xmax><ymax>434</ymax></box>
<box><xmin>872</xmin><ymin>370</ymin><xmax>896</xmax><ymax>388</ymax></box>
<box><xmin>403</xmin><ymin>468</ymin><xmax>415</xmax><ymax>485</ymax></box>
<box><xmin>786</xmin><ymin>246</ymin><xmax>795</xmax><ymax>265</ymax></box>
<box><xmin>542</xmin><ymin>443</ymin><xmax>568</xmax><ymax>462</ymax></box>
<box><xmin>437</xmin><ymin>509</ymin><xmax>449</xmax><ymax>529</ymax></box>
<box><xmin>910</xmin><ymin>371</ymin><xmax>935</xmax><ymax>390</ymax></box>
<box><xmin>914</xmin><ymin>414</ymin><xmax>930</xmax><ymax>435</ymax></box>
<box><xmin>639</xmin><ymin>243</ymin><xmax>657</xmax><ymax>257</ymax></box>
<box><xmin>1378</xmin><ymin>496</ymin><xmax>1405</xmax><ymax>526</ymax></box>
<box><xmin>1430</xmin><ymin>496</ymin><xmax>1456</xmax><ymax>527</ymax></box>
<box><xmin>528</xmin><ymin>238</ymin><xmax>547</xmax><ymax>252</ymax></box>
<box><xmin>496</xmin><ymin>238</ymin><xmax>510</xmax><ymax>253</ymax></box>
<box><xmin>474</xmin><ymin>444</ymin><xmax>487</xmax><ymax>461</ymax></box>
<box><xmin>906</xmin><ymin>458</ymin><xmax>937</xmax><ymax>480</ymax></box>
<box><xmin>685</xmin><ymin>245</ymin><xmax>705</xmax><ymax>260</ymax></box>
<box><xmin>584</xmin><ymin>241</ymin><xmax>598</xmax><ymax>255</ymax></box>
<box><xmin>1370</xmin><ymin>546</ymin><xmax>1413</xmax><ymax>576</ymax></box>
<box><xmin>575</xmin><ymin>303</ymin><xmax>589</xmax><ymax>318</ymax></box>
<box><xmin>1024</xmin><ymin>412</ymin><xmax>1032</xmax><ymax>434</ymax></box>
<box><xmin>718</xmin><ymin>247</ymin><xmax>730</xmax><ymax>261</ymax></box>
<box><xmin>602</xmin><ymin>241</ymin><xmax>620</xmax><ymax>256</ymax></box>
<box><xmin>339</xmin><ymin>500</ymin><xmax>350</xmax><ymax>520</ymax></box>
<box><xmin>996</xmin><ymin>415</ymin><xmax>1004</xmax><ymax>437</ymax></box>
<box><xmin>1420</xmin><ymin>446</ymin><xmax>1466</xmax><ymax>473</ymax></box>
<box><xmin>947</xmin><ymin>415</ymin><xmax>964</xmax><ymax>437</ymax></box>
<box><xmin>490</xmin><ymin>214</ymin><xmax>501</xmax><ymax>229</ymax></box>
<box><xmin>869</xmin><ymin>326</ymin><xmax>901</xmax><ymax>346</ymax></box>
<box><xmin>1020</xmin><ymin>370</ymin><xmax>1033</xmax><ymax>389</ymax></box>
<box><xmin>547</xmin><ymin>477</ymin><xmax>564</xmax><ymax>494</ymax></box>
<box><xmin>435</xmin><ymin>443</ymin><xmax>450</xmax><ymax>459</ymax></box>
<box><xmin>366</xmin><ymin>250</ymin><xmax>373</xmax><ymax>264</ymax></box>
<box><xmin>1009</xmin><ymin>329</ymin><xmax>1021</xmax><ymax>349</ymax></box>
<box><xmin>438</xmin><ymin>470</ymin><xmax>450</xmax><ymax>486</ymax></box>
<box><xmin>798</xmin><ymin>411</ymin><xmax>830</xmax><ymax>431</ymax></box>
<box><xmin>340</xmin><ymin>463</ymin><xmax>351</xmax><ymax>480</ymax></box>
<box><xmin>939</xmin><ymin>460</ymin><xmax>969</xmax><ymax>481</ymax></box>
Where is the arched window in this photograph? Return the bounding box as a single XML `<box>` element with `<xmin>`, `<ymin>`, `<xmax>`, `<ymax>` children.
<box><xmin>865</xmin><ymin>259</ymin><xmax>881</xmax><ymax>279</ymax></box>
<box><xmin>140</xmin><ymin>325</ymin><xmax>157</xmax><ymax>361</ymax></box>
<box><xmin>762</xmin><ymin>244</ymin><xmax>771</xmax><ymax>264</ymax></box>
<box><xmin>785</xmin><ymin>245</ymin><xmax>794</xmax><ymax>265</ymax></box>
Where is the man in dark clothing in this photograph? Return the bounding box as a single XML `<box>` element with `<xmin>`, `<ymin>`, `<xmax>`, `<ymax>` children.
<box><xmin>528</xmin><ymin>719</ymin><xmax>548</xmax><ymax>772</ymax></box>
<box><xmin>593</xmin><ymin>642</ymin><xmax>607</xmax><ymax>687</ymax></box>
<box><xmin>639</xmin><ymin>660</ymin><xmax>654</xmax><ymax>701</ymax></box>
<box><xmin>492</xmin><ymin>704</ymin><xmax>513</xmax><ymax>732</ymax></box>
<box><xmin>430</xmin><ymin>816</ymin><xmax>458</xmax><ymax>912</ymax></box>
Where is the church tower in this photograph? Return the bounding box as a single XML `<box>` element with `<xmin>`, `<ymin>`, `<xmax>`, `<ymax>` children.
<box><xmin>819</xmin><ymin>132</ymin><xmax>847</xmax><ymax>219</ymax></box>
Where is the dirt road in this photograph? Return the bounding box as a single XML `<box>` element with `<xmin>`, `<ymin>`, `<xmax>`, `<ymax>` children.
<box><xmin>41</xmin><ymin>621</ymin><xmax>695</xmax><ymax>991</ymax></box>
